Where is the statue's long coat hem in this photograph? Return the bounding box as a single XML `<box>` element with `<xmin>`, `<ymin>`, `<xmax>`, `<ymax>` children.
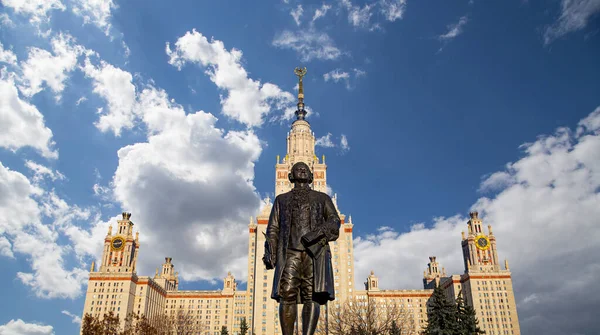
<box><xmin>265</xmin><ymin>190</ymin><xmax>341</xmax><ymax>305</ymax></box>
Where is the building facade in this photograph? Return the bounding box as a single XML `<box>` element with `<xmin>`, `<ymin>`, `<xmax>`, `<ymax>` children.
<box><xmin>80</xmin><ymin>79</ymin><xmax>520</xmax><ymax>335</ymax></box>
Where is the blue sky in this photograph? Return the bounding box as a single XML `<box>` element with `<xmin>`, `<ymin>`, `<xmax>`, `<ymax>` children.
<box><xmin>0</xmin><ymin>0</ymin><xmax>599</xmax><ymax>334</ymax></box>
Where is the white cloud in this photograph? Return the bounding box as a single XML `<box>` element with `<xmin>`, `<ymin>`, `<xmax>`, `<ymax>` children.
<box><xmin>103</xmin><ymin>86</ymin><xmax>263</xmax><ymax>282</ymax></box>
<box><xmin>92</xmin><ymin>183</ymin><xmax>112</xmax><ymax>200</ymax></box>
<box><xmin>0</xmin><ymin>236</ymin><xmax>14</xmax><ymax>258</ymax></box>
<box><xmin>0</xmin><ymin>0</ymin><xmax>65</xmax><ymax>26</ymax></box>
<box><xmin>323</xmin><ymin>69</ymin><xmax>350</xmax><ymax>83</ymax></box>
<box><xmin>0</xmin><ymin>161</ymin><xmax>90</xmax><ymax>299</ymax></box>
<box><xmin>544</xmin><ymin>0</ymin><xmax>600</xmax><ymax>44</ymax></box>
<box><xmin>343</xmin><ymin>0</ymin><xmax>375</xmax><ymax>29</ymax></box>
<box><xmin>291</xmin><ymin>4</ymin><xmax>303</xmax><ymax>26</ymax></box>
<box><xmin>166</xmin><ymin>29</ymin><xmax>295</xmax><ymax>127</ymax></box>
<box><xmin>323</xmin><ymin>68</ymin><xmax>366</xmax><ymax>90</ymax></box>
<box><xmin>121</xmin><ymin>40</ymin><xmax>131</xmax><ymax>58</ymax></box>
<box><xmin>353</xmin><ymin>68</ymin><xmax>367</xmax><ymax>78</ymax></box>
<box><xmin>312</xmin><ymin>4</ymin><xmax>332</xmax><ymax>22</ymax></box>
<box><xmin>25</xmin><ymin>161</ymin><xmax>65</xmax><ymax>182</ymax></box>
<box><xmin>81</xmin><ymin>58</ymin><xmax>137</xmax><ymax>136</ymax></box>
<box><xmin>439</xmin><ymin>15</ymin><xmax>468</xmax><ymax>41</ymax></box>
<box><xmin>61</xmin><ymin>310</ymin><xmax>82</xmax><ymax>324</ymax></box>
<box><xmin>75</xmin><ymin>96</ymin><xmax>87</xmax><ymax>105</ymax></box>
<box><xmin>478</xmin><ymin>170</ymin><xmax>513</xmax><ymax>192</ymax></box>
<box><xmin>316</xmin><ymin>133</ymin><xmax>336</xmax><ymax>148</ymax></box>
<box><xmin>380</xmin><ymin>0</ymin><xmax>407</xmax><ymax>22</ymax></box>
<box><xmin>340</xmin><ymin>134</ymin><xmax>350</xmax><ymax>151</ymax></box>
<box><xmin>0</xmin><ymin>72</ymin><xmax>58</xmax><ymax>159</ymax></box>
<box><xmin>0</xmin><ymin>319</ymin><xmax>54</xmax><ymax>335</ymax></box>
<box><xmin>0</xmin><ymin>42</ymin><xmax>18</xmax><ymax>66</ymax></box>
<box><xmin>353</xmin><ymin>106</ymin><xmax>600</xmax><ymax>335</ymax></box>
<box><xmin>339</xmin><ymin>0</ymin><xmax>407</xmax><ymax>29</ymax></box>
<box><xmin>70</xmin><ymin>0</ymin><xmax>117</xmax><ymax>35</ymax></box>
<box><xmin>272</xmin><ymin>29</ymin><xmax>343</xmax><ymax>61</ymax></box>
<box><xmin>0</xmin><ymin>13</ymin><xmax>15</xmax><ymax>27</ymax></box>
<box><xmin>19</xmin><ymin>33</ymin><xmax>86</xmax><ymax>100</ymax></box>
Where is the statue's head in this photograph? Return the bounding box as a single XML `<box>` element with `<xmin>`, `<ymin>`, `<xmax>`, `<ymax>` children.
<box><xmin>288</xmin><ymin>162</ymin><xmax>313</xmax><ymax>184</ymax></box>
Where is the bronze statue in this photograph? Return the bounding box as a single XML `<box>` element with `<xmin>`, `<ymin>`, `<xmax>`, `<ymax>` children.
<box><xmin>263</xmin><ymin>162</ymin><xmax>341</xmax><ymax>335</ymax></box>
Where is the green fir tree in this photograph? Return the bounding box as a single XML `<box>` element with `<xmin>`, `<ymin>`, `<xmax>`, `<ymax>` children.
<box><xmin>240</xmin><ymin>317</ymin><xmax>249</xmax><ymax>335</ymax></box>
<box><xmin>389</xmin><ymin>320</ymin><xmax>401</xmax><ymax>335</ymax></box>
<box><xmin>220</xmin><ymin>325</ymin><xmax>229</xmax><ymax>335</ymax></box>
<box><xmin>456</xmin><ymin>292</ymin><xmax>485</xmax><ymax>335</ymax></box>
<box><xmin>424</xmin><ymin>283</ymin><xmax>459</xmax><ymax>335</ymax></box>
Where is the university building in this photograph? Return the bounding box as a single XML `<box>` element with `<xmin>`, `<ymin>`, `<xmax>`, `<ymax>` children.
<box><xmin>80</xmin><ymin>79</ymin><xmax>521</xmax><ymax>335</ymax></box>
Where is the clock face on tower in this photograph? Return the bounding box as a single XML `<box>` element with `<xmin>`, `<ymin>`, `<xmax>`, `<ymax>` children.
<box><xmin>475</xmin><ymin>235</ymin><xmax>490</xmax><ymax>250</ymax></box>
<box><xmin>111</xmin><ymin>236</ymin><xmax>125</xmax><ymax>251</ymax></box>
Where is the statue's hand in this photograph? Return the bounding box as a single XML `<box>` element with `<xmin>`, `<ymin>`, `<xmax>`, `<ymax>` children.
<box><xmin>262</xmin><ymin>253</ymin><xmax>275</xmax><ymax>270</ymax></box>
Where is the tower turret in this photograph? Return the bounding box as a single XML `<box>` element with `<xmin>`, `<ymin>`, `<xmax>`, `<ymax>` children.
<box><xmin>99</xmin><ymin>212</ymin><xmax>138</xmax><ymax>273</ymax></box>
<box><xmin>423</xmin><ymin>256</ymin><xmax>447</xmax><ymax>289</ymax></box>
<box><xmin>461</xmin><ymin>211</ymin><xmax>502</xmax><ymax>273</ymax></box>
<box><xmin>365</xmin><ymin>270</ymin><xmax>379</xmax><ymax>291</ymax></box>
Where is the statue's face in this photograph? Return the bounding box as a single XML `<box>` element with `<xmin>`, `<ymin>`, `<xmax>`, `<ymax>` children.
<box><xmin>291</xmin><ymin>163</ymin><xmax>311</xmax><ymax>183</ymax></box>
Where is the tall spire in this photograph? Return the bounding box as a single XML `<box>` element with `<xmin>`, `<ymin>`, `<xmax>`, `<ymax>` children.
<box><xmin>294</xmin><ymin>66</ymin><xmax>307</xmax><ymax>120</ymax></box>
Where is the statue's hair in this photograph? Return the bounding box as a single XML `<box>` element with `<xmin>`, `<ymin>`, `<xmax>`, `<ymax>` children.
<box><xmin>288</xmin><ymin>162</ymin><xmax>313</xmax><ymax>184</ymax></box>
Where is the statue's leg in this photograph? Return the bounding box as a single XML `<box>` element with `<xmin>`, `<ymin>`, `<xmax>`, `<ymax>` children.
<box><xmin>280</xmin><ymin>250</ymin><xmax>302</xmax><ymax>335</ymax></box>
<box><xmin>279</xmin><ymin>302</ymin><xmax>297</xmax><ymax>335</ymax></box>
<box><xmin>299</xmin><ymin>251</ymin><xmax>320</xmax><ymax>335</ymax></box>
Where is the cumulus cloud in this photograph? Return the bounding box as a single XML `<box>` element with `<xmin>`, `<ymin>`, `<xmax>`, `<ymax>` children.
<box><xmin>312</xmin><ymin>4</ymin><xmax>332</xmax><ymax>22</ymax></box>
<box><xmin>353</xmin><ymin>106</ymin><xmax>600</xmax><ymax>335</ymax></box>
<box><xmin>290</xmin><ymin>4</ymin><xmax>303</xmax><ymax>26</ymax></box>
<box><xmin>272</xmin><ymin>29</ymin><xmax>343</xmax><ymax>61</ymax></box>
<box><xmin>71</xmin><ymin>0</ymin><xmax>117</xmax><ymax>35</ymax></box>
<box><xmin>18</xmin><ymin>33</ymin><xmax>86</xmax><ymax>100</ymax></box>
<box><xmin>0</xmin><ymin>42</ymin><xmax>18</xmax><ymax>66</ymax></box>
<box><xmin>95</xmin><ymin>86</ymin><xmax>264</xmax><ymax>282</ymax></box>
<box><xmin>166</xmin><ymin>29</ymin><xmax>296</xmax><ymax>127</ymax></box>
<box><xmin>544</xmin><ymin>0</ymin><xmax>600</xmax><ymax>44</ymax></box>
<box><xmin>81</xmin><ymin>58</ymin><xmax>137</xmax><ymax>136</ymax></box>
<box><xmin>316</xmin><ymin>133</ymin><xmax>336</xmax><ymax>147</ymax></box>
<box><xmin>0</xmin><ymin>0</ymin><xmax>65</xmax><ymax>26</ymax></box>
<box><xmin>0</xmin><ymin>161</ymin><xmax>90</xmax><ymax>299</ymax></box>
<box><xmin>0</xmin><ymin>319</ymin><xmax>54</xmax><ymax>335</ymax></box>
<box><xmin>0</xmin><ymin>236</ymin><xmax>14</xmax><ymax>258</ymax></box>
<box><xmin>0</xmin><ymin>72</ymin><xmax>58</xmax><ymax>159</ymax></box>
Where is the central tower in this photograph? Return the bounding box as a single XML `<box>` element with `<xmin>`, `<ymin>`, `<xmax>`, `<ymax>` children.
<box><xmin>275</xmin><ymin>67</ymin><xmax>328</xmax><ymax>196</ymax></box>
<box><xmin>249</xmin><ymin>68</ymin><xmax>353</xmax><ymax>335</ymax></box>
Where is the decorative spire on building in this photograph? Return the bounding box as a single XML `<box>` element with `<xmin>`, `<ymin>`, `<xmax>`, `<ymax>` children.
<box><xmin>294</xmin><ymin>66</ymin><xmax>307</xmax><ymax>120</ymax></box>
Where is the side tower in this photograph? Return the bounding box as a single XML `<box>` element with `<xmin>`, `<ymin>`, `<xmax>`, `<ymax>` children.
<box><xmin>99</xmin><ymin>212</ymin><xmax>139</xmax><ymax>273</ymax></box>
<box><xmin>153</xmin><ymin>257</ymin><xmax>179</xmax><ymax>291</ymax></box>
<box><xmin>81</xmin><ymin>212</ymin><xmax>140</xmax><ymax>331</ymax></box>
<box><xmin>423</xmin><ymin>256</ymin><xmax>446</xmax><ymax>289</ymax></box>
<box><xmin>459</xmin><ymin>211</ymin><xmax>521</xmax><ymax>335</ymax></box>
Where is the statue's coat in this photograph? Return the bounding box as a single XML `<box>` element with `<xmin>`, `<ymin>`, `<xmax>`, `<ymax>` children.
<box><xmin>265</xmin><ymin>190</ymin><xmax>341</xmax><ymax>305</ymax></box>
